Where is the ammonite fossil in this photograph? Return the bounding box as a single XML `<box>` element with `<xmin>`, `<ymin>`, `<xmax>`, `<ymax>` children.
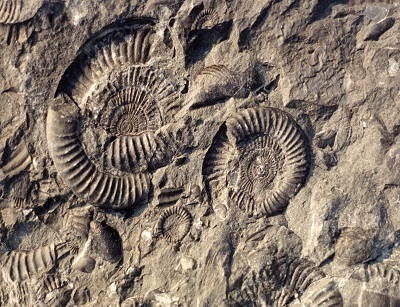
<box><xmin>47</xmin><ymin>20</ymin><xmax>181</xmax><ymax>209</ymax></box>
<box><xmin>155</xmin><ymin>206</ymin><xmax>192</xmax><ymax>243</ymax></box>
<box><xmin>203</xmin><ymin>107</ymin><xmax>309</xmax><ymax>217</ymax></box>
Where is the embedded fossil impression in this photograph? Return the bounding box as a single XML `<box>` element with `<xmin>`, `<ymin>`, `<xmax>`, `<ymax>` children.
<box><xmin>203</xmin><ymin>107</ymin><xmax>309</xmax><ymax>217</ymax></box>
<box><xmin>46</xmin><ymin>21</ymin><xmax>181</xmax><ymax>209</ymax></box>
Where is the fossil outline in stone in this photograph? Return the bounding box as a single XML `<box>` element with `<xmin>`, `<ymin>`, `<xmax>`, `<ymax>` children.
<box><xmin>0</xmin><ymin>138</ymin><xmax>31</xmax><ymax>178</ymax></box>
<box><xmin>294</xmin><ymin>278</ymin><xmax>343</xmax><ymax>307</ymax></box>
<box><xmin>40</xmin><ymin>273</ymin><xmax>66</xmax><ymax>293</ymax></box>
<box><xmin>48</xmin><ymin>22</ymin><xmax>181</xmax><ymax>208</ymax></box>
<box><xmin>274</xmin><ymin>260</ymin><xmax>327</xmax><ymax>305</ymax></box>
<box><xmin>0</xmin><ymin>0</ymin><xmax>43</xmax><ymax>25</ymax></box>
<box><xmin>1</xmin><ymin>243</ymin><xmax>67</xmax><ymax>283</ymax></box>
<box><xmin>46</xmin><ymin>98</ymin><xmax>151</xmax><ymax>210</ymax></box>
<box><xmin>203</xmin><ymin>107</ymin><xmax>309</xmax><ymax>217</ymax></box>
<box><xmin>192</xmin><ymin>9</ymin><xmax>219</xmax><ymax>30</ymax></box>
<box><xmin>334</xmin><ymin>227</ymin><xmax>374</xmax><ymax>266</ymax></box>
<box><xmin>66</xmin><ymin>206</ymin><xmax>93</xmax><ymax>243</ymax></box>
<box><xmin>0</xmin><ymin>0</ymin><xmax>22</xmax><ymax>24</ymax></box>
<box><xmin>190</xmin><ymin>64</ymin><xmax>251</xmax><ymax>108</ymax></box>
<box><xmin>155</xmin><ymin>206</ymin><xmax>192</xmax><ymax>243</ymax></box>
<box><xmin>157</xmin><ymin>186</ymin><xmax>184</xmax><ymax>207</ymax></box>
<box><xmin>352</xmin><ymin>263</ymin><xmax>400</xmax><ymax>285</ymax></box>
<box><xmin>90</xmin><ymin>220</ymin><xmax>123</xmax><ymax>263</ymax></box>
<box><xmin>230</xmin><ymin>259</ymin><xmax>330</xmax><ymax>306</ymax></box>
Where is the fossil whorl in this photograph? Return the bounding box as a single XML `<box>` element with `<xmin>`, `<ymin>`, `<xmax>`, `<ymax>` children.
<box><xmin>48</xmin><ymin>22</ymin><xmax>180</xmax><ymax>209</ymax></box>
<box><xmin>203</xmin><ymin>107</ymin><xmax>309</xmax><ymax>217</ymax></box>
<box><xmin>155</xmin><ymin>206</ymin><xmax>192</xmax><ymax>243</ymax></box>
<box><xmin>47</xmin><ymin>101</ymin><xmax>150</xmax><ymax>209</ymax></box>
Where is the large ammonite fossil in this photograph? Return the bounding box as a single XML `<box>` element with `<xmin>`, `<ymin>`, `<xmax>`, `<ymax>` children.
<box><xmin>47</xmin><ymin>19</ymin><xmax>180</xmax><ymax>209</ymax></box>
<box><xmin>203</xmin><ymin>107</ymin><xmax>309</xmax><ymax>217</ymax></box>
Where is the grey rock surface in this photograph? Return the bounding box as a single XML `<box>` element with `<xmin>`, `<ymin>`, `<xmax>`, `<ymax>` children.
<box><xmin>1</xmin><ymin>0</ymin><xmax>400</xmax><ymax>306</ymax></box>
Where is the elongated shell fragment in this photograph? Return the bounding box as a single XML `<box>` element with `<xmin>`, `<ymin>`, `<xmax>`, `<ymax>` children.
<box><xmin>203</xmin><ymin>107</ymin><xmax>309</xmax><ymax>217</ymax></box>
<box><xmin>1</xmin><ymin>243</ymin><xmax>57</xmax><ymax>283</ymax></box>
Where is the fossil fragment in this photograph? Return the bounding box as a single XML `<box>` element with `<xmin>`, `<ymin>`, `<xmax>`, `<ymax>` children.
<box><xmin>190</xmin><ymin>64</ymin><xmax>252</xmax><ymax>108</ymax></box>
<box><xmin>1</xmin><ymin>243</ymin><xmax>62</xmax><ymax>282</ymax></box>
<box><xmin>157</xmin><ymin>186</ymin><xmax>184</xmax><ymax>207</ymax></box>
<box><xmin>66</xmin><ymin>206</ymin><xmax>93</xmax><ymax>243</ymax></box>
<box><xmin>0</xmin><ymin>0</ymin><xmax>43</xmax><ymax>24</ymax></box>
<box><xmin>334</xmin><ymin>227</ymin><xmax>374</xmax><ymax>266</ymax></box>
<box><xmin>72</xmin><ymin>254</ymin><xmax>96</xmax><ymax>273</ymax></box>
<box><xmin>364</xmin><ymin>17</ymin><xmax>395</xmax><ymax>41</ymax></box>
<box><xmin>40</xmin><ymin>274</ymin><xmax>66</xmax><ymax>293</ymax></box>
<box><xmin>352</xmin><ymin>263</ymin><xmax>400</xmax><ymax>285</ymax></box>
<box><xmin>314</xmin><ymin>129</ymin><xmax>336</xmax><ymax>149</ymax></box>
<box><xmin>0</xmin><ymin>138</ymin><xmax>31</xmax><ymax>178</ymax></box>
<box><xmin>192</xmin><ymin>9</ymin><xmax>219</xmax><ymax>30</ymax></box>
<box><xmin>203</xmin><ymin>107</ymin><xmax>309</xmax><ymax>217</ymax></box>
<box><xmin>230</xmin><ymin>258</ymin><xmax>329</xmax><ymax>306</ymax></box>
<box><xmin>293</xmin><ymin>278</ymin><xmax>343</xmax><ymax>307</ymax></box>
<box><xmin>90</xmin><ymin>220</ymin><xmax>123</xmax><ymax>263</ymax></box>
<box><xmin>155</xmin><ymin>206</ymin><xmax>192</xmax><ymax>243</ymax></box>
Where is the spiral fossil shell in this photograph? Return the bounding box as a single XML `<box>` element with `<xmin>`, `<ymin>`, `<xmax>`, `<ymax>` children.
<box><xmin>47</xmin><ymin>21</ymin><xmax>180</xmax><ymax>209</ymax></box>
<box><xmin>155</xmin><ymin>206</ymin><xmax>192</xmax><ymax>243</ymax></box>
<box><xmin>203</xmin><ymin>107</ymin><xmax>309</xmax><ymax>217</ymax></box>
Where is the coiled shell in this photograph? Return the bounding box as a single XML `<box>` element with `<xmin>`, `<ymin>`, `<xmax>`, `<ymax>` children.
<box><xmin>47</xmin><ymin>21</ymin><xmax>181</xmax><ymax>209</ymax></box>
<box><xmin>155</xmin><ymin>206</ymin><xmax>192</xmax><ymax>243</ymax></box>
<box><xmin>203</xmin><ymin>107</ymin><xmax>309</xmax><ymax>217</ymax></box>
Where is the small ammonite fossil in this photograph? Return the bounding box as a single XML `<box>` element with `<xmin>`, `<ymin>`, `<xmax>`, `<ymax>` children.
<box><xmin>203</xmin><ymin>107</ymin><xmax>309</xmax><ymax>217</ymax></box>
<box><xmin>155</xmin><ymin>206</ymin><xmax>192</xmax><ymax>243</ymax></box>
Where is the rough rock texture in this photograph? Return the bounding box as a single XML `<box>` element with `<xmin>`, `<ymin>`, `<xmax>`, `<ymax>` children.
<box><xmin>1</xmin><ymin>0</ymin><xmax>400</xmax><ymax>306</ymax></box>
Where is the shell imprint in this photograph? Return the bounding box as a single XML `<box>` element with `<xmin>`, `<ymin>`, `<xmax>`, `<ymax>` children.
<box><xmin>296</xmin><ymin>278</ymin><xmax>343</xmax><ymax>307</ymax></box>
<box><xmin>47</xmin><ymin>22</ymin><xmax>181</xmax><ymax>209</ymax></box>
<box><xmin>90</xmin><ymin>220</ymin><xmax>123</xmax><ymax>263</ymax></box>
<box><xmin>203</xmin><ymin>107</ymin><xmax>309</xmax><ymax>217</ymax></box>
<box><xmin>157</xmin><ymin>187</ymin><xmax>184</xmax><ymax>207</ymax></box>
<box><xmin>192</xmin><ymin>9</ymin><xmax>219</xmax><ymax>30</ymax></box>
<box><xmin>190</xmin><ymin>64</ymin><xmax>251</xmax><ymax>108</ymax></box>
<box><xmin>1</xmin><ymin>243</ymin><xmax>58</xmax><ymax>282</ymax></box>
<box><xmin>334</xmin><ymin>227</ymin><xmax>374</xmax><ymax>266</ymax></box>
<box><xmin>0</xmin><ymin>0</ymin><xmax>43</xmax><ymax>24</ymax></box>
<box><xmin>0</xmin><ymin>139</ymin><xmax>31</xmax><ymax>178</ymax></box>
<box><xmin>155</xmin><ymin>206</ymin><xmax>192</xmax><ymax>243</ymax></box>
<box><xmin>0</xmin><ymin>0</ymin><xmax>22</xmax><ymax>24</ymax></box>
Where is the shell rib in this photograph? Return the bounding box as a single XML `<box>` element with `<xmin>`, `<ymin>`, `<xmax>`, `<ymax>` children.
<box><xmin>0</xmin><ymin>0</ymin><xmax>22</xmax><ymax>24</ymax></box>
